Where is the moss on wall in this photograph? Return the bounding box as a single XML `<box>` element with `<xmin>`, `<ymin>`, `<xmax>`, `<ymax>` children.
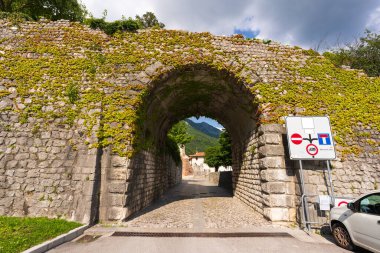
<box><xmin>0</xmin><ymin>19</ymin><xmax>379</xmax><ymax>157</ymax></box>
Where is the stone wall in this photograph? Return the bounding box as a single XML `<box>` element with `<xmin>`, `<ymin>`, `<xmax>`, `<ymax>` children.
<box><xmin>0</xmin><ymin>19</ymin><xmax>379</xmax><ymax>226</ymax></box>
<box><xmin>233</xmin><ymin>124</ymin><xmax>296</xmax><ymax>224</ymax></box>
<box><xmin>99</xmin><ymin>148</ymin><xmax>181</xmax><ymax>222</ymax></box>
<box><xmin>0</xmin><ymin>111</ymin><xmax>100</xmax><ymax>224</ymax></box>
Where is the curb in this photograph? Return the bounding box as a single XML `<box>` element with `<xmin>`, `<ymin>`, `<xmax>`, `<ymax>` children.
<box><xmin>22</xmin><ymin>224</ymin><xmax>90</xmax><ymax>253</ymax></box>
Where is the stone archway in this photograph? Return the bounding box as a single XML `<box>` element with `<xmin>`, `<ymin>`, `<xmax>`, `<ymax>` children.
<box><xmin>98</xmin><ymin>64</ymin><xmax>296</xmax><ymax>224</ymax></box>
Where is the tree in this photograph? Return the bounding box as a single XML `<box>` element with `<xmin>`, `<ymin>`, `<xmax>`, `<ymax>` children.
<box><xmin>324</xmin><ymin>30</ymin><xmax>380</xmax><ymax>77</ymax></box>
<box><xmin>205</xmin><ymin>145</ymin><xmax>222</xmax><ymax>171</ymax></box>
<box><xmin>218</xmin><ymin>130</ymin><xmax>232</xmax><ymax>166</ymax></box>
<box><xmin>205</xmin><ymin>130</ymin><xmax>232</xmax><ymax>171</ymax></box>
<box><xmin>167</xmin><ymin>121</ymin><xmax>193</xmax><ymax>146</ymax></box>
<box><xmin>166</xmin><ymin>121</ymin><xmax>193</xmax><ymax>165</ymax></box>
<box><xmin>0</xmin><ymin>0</ymin><xmax>87</xmax><ymax>22</ymax></box>
<box><xmin>135</xmin><ymin>11</ymin><xmax>165</xmax><ymax>29</ymax></box>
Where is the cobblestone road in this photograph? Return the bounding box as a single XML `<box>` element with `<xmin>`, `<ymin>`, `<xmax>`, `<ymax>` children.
<box><xmin>123</xmin><ymin>176</ymin><xmax>270</xmax><ymax>230</ymax></box>
<box><xmin>50</xmin><ymin>177</ymin><xmax>351</xmax><ymax>253</ymax></box>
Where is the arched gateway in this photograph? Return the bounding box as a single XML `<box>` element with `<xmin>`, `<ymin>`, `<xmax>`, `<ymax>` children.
<box><xmin>0</xmin><ymin>19</ymin><xmax>378</xmax><ymax>226</ymax></box>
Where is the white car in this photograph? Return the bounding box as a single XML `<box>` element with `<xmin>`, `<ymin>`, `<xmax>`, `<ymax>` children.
<box><xmin>330</xmin><ymin>191</ymin><xmax>380</xmax><ymax>252</ymax></box>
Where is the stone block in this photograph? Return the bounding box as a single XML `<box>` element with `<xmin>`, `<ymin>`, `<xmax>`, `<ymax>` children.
<box><xmin>76</xmin><ymin>154</ymin><xmax>97</xmax><ymax>168</ymax></box>
<box><xmin>0</xmin><ymin>197</ymin><xmax>14</xmax><ymax>208</ymax></box>
<box><xmin>265</xmin><ymin>134</ymin><xmax>282</xmax><ymax>145</ymax></box>
<box><xmin>14</xmin><ymin>169</ymin><xmax>26</xmax><ymax>177</ymax></box>
<box><xmin>37</xmin><ymin>152</ymin><xmax>48</xmax><ymax>160</ymax></box>
<box><xmin>41</xmin><ymin>131</ymin><xmax>51</xmax><ymax>139</ymax></box>
<box><xmin>53</xmin><ymin>140</ymin><xmax>66</xmax><ymax>147</ymax></box>
<box><xmin>260</xmin><ymin>169</ymin><xmax>289</xmax><ymax>182</ymax></box>
<box><xmin>27</xmin><ymin>160</ymin><xmax>37</xmax><ymax>169</ymax></box>
<box><xmin>285</xmin><ymin>182</ymin><xmax>296</xmax><ymax>195</ymax></box>
<box><xmin>111</xmin><ymin>156</ymin><xmax>129</xmax><ymax>167</ymax></box>
<box><xmin>263</xmin><ymin>207</ymin><xmax>289</xmax><ymax>221</ymax></box>
<box><xmin>258</xmin><ymin>145</ymin><xmax>285</xmax><ymax>157</ymax></box>
<box><xmin>262</xmin><ymin>182</ymin><xmax>286</xmax><ymax>194</ymax></box>
<box><xmin>41</xmin><ymin>179</ymin><xmax>53</xmax><ymax>187</ymax></box>
<box><xmin>107</xmin><ymin>207</ymin><xmax>127</xmax><ymax>220</ymax></box>
<box><xmin>108</xmin><ymin>183</ymin><xmax>126</xmax><ymax>194</ymax></box>
<box><xmin>259</xmin><ymin>157</ymin><xmax>285</xmax><ymax>169</ymax></box>
<box><xmin>6</xmin><ymin>160</ymin><xmax>18</xmax><ymax>169</ymax></box>
<box><xmin>82</xmin><ymin>181</ymin><xmax>94</xmax><ymax>196</ymax></box>
<box><xmin>260</xmin><ymin>124</ymin><xmax>285</xmax><ymax>134</ymax></box>
<box><xmin>108</xmin><ymin>194</ymin><xmax>125</xmax><ymax>206</ymax></box>
<box><xmin>25</xmin><ymin>185</ymin><xmax>35</xmax><ymax>192</ymax></box>
<box><xmin>51</xmin><ymin>160</ymin><xmax>64</xmax><ymax>168</ymax></box>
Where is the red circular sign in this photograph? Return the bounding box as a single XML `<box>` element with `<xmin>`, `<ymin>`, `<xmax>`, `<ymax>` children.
<box><xmin>291</xmin><ymin>133</ymin><xmax>303</xmax><ymax>145</ymax></box>
<box><xmin>338</xmin><ymin>201</ymin><xmax>348</xmax><ymax>207</ymax></box>
<box><xmin>306</xmin><ymin>144</ymin><xmax>318</xmax><ymax>156</ymax></box>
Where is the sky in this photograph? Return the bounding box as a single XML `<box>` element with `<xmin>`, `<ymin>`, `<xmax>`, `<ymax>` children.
<box><xmin>188</xmin><ymin>116</ymin><xmax>224</xmax><ymax>130</ymax></box>
<box><xmin>82</xmin><ymin>0</ymin><xmax>380</xmax><ymax>50</ymax></box>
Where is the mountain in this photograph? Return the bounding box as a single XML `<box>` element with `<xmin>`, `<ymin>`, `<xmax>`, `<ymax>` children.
<box><xmin>184</xmin><ymin>119</ymin><xmax>221</xmax><ymax>155</ymax></box>
<box><xmin>185</xmin><ymin>119</ymin><xmax>221</xmax><ymax>138</ymax></box>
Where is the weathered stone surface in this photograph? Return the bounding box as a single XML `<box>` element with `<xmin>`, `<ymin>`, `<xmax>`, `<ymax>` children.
<box><xmin>0</xmin><ymin>19</ymin><xmax>377</xmax><ymax>228</ymax></box>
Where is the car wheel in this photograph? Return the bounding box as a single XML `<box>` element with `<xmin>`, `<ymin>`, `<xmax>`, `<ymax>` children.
<box><xmin>332</xmin><ymin>223</ymin><xmax>355</xmax><ymax>251</ymax></box>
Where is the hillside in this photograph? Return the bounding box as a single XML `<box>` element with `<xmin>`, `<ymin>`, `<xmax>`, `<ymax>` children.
<box><xmin>185</xmin><ymin>119</ymin><xmax>221</xmax><ymax>138</ymax></box>
<box><xmin>183</xmin><ymin>119</ymin><xmax>221</xmax><ymax>155</ymax></box>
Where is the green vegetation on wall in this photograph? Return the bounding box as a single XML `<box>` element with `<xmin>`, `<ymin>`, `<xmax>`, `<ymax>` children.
<box><xmin>323</xmin><ymin>30</ymin><xmax>380</xmax><ymax>77</ymax></box>
<box><xmin>0</xmin><ymin>18</ymin><xmax>379</xmax><ymax>158</ymax></box>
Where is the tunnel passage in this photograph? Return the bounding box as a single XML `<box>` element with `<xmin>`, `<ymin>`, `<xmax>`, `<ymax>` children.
<box><xmin>99</xmin><ymin>64</ymin><xmax>295</xmax><ymax>223</ymax></box>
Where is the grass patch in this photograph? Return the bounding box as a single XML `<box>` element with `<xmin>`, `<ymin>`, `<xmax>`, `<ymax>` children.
<box><xmin>0</xmin><ymin>216</ymin><xmax>82</xmax><ymax>253</ymax></box>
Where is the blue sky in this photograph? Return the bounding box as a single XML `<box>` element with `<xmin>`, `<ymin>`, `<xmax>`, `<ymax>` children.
<box><xmin>82</xmin><ymin>0</ymin><xmax>380</xmax><ymax>50</ymax></box>
<box><xmin>188</xmin><ymin>116</ymin><xmax>224</xmax><ymax>130</ymax></box>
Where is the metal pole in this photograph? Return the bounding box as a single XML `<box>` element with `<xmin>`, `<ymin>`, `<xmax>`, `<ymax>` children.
<box><xmin>299</xmin><ymin>160</ymin><xmax>311</xmax><ymax>231</ymax></box>
<box><xmin>326</xmin><ymin>160</ymin><xmax>335</xmax><ymax>205</ymax></box>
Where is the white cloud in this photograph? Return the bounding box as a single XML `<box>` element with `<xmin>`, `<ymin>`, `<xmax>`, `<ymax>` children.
<box><xmin>81</xmin><ymin>0</ymin><xmax>380</xmax><ymax>49</ymax></box>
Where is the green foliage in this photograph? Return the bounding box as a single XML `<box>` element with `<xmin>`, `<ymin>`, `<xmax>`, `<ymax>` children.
<box><xmin>205</xmin><ymin>145</ymin><xmax>222</xmax><ymax>170</ymax></box>
<box><xmin>135</xmin><ymin>11</ymin><xmax>165</xmax><ymax>29</ymax></box>
<box><xmin>167</xmin><ymin>121</ymin><xmax>193</xmax><ymax>146</ymax></box>
<box><xmin>66</xmin><ymin>82</ymin><xmax>79</xmax><ymax>104</ymax></box>
<box><xmin>0</xmin><ymin>18</ymin><xmax>378</xmax><ymax>158</ymax></box>
<box><xmin>85</xmin><ymin>16</ymin><xmax>140</xmax><ymax>35</ymax></box>
<box><xmin>85</xmin><ymin>11</ymin><xmax>163</xmax><ymax>35</ymax></box>
<box><xmin>0</xmin><ymin>216</ymin><xmax>81</xmax><ymax>253</ymax></box>
<box><xmin>218</xmin><ymin>130</ymin><xmax>232</xmax><ymax>166</ymax></box>
<box><xmin>165</xmin><ymin>135</ymin><xmax>181</xmax><ymax>165</ymax></box>
<box><xmin>0</xmin><ymin>0</ymin><xmax>87</xmax><ymax>21</ymax></box>
<box><xmin>204</xmin><ymin>130</ymin><xmax>232</xmax><ymax>170</ymax></box>
<box><xmin>263</xmin><ymin>39</ymin><xmax>272</xmax><ymax>45</ymax></box>
<box><xmin>184</xmin><ymin>121</ymin><xmax>219</xmax><ymax>155</ymax></box>
<box><xmin>323</xmin><ymin>30</ymin><xmax>380</xmax><ymax>77</ymax></box>
<box><xmin>302</xmin><ymin>48</ymin><xmax>320</xmax><ymax>56</ymax></box>
<box><xmin>0</xmin><ymin>11</ymin><xmax>31</xmax><ymax>23</ymax></box>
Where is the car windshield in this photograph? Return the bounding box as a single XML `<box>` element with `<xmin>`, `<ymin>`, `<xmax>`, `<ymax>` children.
<box><xmin>359</xmin><ymin>194</ymin><xmax>380</xmax><ymax>215</ymax></box>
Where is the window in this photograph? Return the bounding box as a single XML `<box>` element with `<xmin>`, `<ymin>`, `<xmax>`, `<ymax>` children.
<box><xmin>359</xmin><ymin>193</ymin><xmax>380</xmax><ymax>215</ymax></box>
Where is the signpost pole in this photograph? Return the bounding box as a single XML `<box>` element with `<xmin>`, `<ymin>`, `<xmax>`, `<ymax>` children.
<box><xmin>299</xmin><ymin>160</ymin><xmax>311</xmax><ymax>232</ymax></box>
<box><xmin>326</xmin><ymin>160</ymin><xmax>335</xmax><ymax>204</ymax></box>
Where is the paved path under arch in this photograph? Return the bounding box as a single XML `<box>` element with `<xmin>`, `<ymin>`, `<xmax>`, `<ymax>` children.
<box><xmin>121</xmin><ymin>176</ymin><xmax>270</xmax><ymax>230</ymax></box>
<box><xmin>49</xmin><ymin>177</ymin><xmax>351</xmax><ymax>253</ymax></box>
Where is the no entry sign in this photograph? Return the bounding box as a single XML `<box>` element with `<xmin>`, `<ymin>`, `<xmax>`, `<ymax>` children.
<box><xmin>285</xmin><ymin>116</ymin><xmax>336</xmax><ymax>160</ymax></box>
<box><xmin>291</xmin><ymin>133</ymin><xmax>303</xmax><ymax>145</ymax></box>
